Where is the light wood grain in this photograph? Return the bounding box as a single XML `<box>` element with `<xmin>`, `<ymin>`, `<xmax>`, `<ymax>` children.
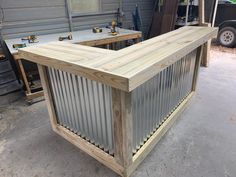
<box><xmin>113</xmin><ymin>89</ymin><xmax>133</xmax><ymax>176</ymax></box>
<box><xmin>18</xmin><ymin>59</ymin><xmax>31</xmax><ymax>94</ymax></box>
<box><xmin>19</xmin><ymin>26</ymin><xmax>218</xmax><ymax>92</ymax></box>
<box><xmin>37</xmin><ymin>65</ymin><xmax>58</xmax><ymax>130</ymax></box>
<box><xmin>198</xmin><ymin>0</ymin><xmax>205</xmax><ymax>25</ymax></box>
<box><xmin>26</xmin><ymin>90</ymin><xmax>44</xmax><ymax>100</ymax></box>
<box><xmin>200</xmin><ymin>23</ymin><xmax>212</xmax><ymax>67</ymax></box>
<box><xmin>19</xmin><ymin>45</ymin><xmax>129</xmax><ymax>91</ymax></box>
<box><xmin>192</xmin><ymin>46</ymin><xmax>204</xmax><ymax>91</ymax></box>
<box><xmin>54</xmin><ymin>125</ymin><xmax>124</xmax><ymax>176</ymax></box>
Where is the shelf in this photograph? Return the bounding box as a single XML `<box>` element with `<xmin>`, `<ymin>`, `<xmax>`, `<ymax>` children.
<box><xmin>176</xmin><ymin>21</ymin><xmax>199</xmax><ymax>26</ymax></box>
<box><xmin>179</xmin><ymin>3</ymin><xmax>198</xmax><ymax>6</ymax></box>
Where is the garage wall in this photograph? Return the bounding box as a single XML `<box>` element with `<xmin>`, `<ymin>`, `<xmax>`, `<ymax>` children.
<box><xmin>122</xmin><ymin>0</ymin><xmax>155</xmax><ymax>37</ymax></box>
<box><xmin>72</xmin><ymin>0</ymin><xmax>120</xmax><ymax>31</ymax></box>
<box><xmin>0</xmin><ymin>0</ymin><xmax>69</xmax><ymax>39</ymax></box>
<box><xmin>0</xmin><ymin>0</ymin><xmax>154</xmax><ymax>51</ymax></box>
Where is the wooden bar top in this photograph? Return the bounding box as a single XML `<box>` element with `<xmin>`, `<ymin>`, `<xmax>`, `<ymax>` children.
<box><xmin>19</xmin><ymin>26</ymin><xmax>218</xmax><ymax>92</ymax></box>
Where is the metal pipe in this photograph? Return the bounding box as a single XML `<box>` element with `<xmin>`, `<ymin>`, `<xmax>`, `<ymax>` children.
<box><xmin>65</xmin><ymin>0</ymin><xmax>73</xmax><ymax>32</ymax></box>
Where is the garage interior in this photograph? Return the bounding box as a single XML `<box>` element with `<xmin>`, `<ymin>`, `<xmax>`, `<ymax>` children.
<box><xmin>0</xmin><ymin>0</ymin><xmax>236</xmax><ymax>177</ymax></box>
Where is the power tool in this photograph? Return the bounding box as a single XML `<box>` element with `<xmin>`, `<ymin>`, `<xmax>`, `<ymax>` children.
<box><xmin>92</xmin><ymin>27</ymin><xmax>102</xmax><ymax>33</ymax></box>
<box><xmin>21</xmin><ymin>35</ymin><xmax>38</xmax><ymax>43</ymax></box>
<box><xmin>59</xmin><ymin>34</ymin><xmax>73</xmax><ymax>41</ymax></box>
<box><xmin>110</xmin><ymin>20</ymin><xmax>118</xmax><ymax>36</ymax></box>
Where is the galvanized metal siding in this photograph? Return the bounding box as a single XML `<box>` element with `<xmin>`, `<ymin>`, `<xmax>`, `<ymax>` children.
<box><xmin>0</xmin><ymin>0</ymin><xmax>153</xmax><ymax>39</ymax></box>
<box><xmin>132</xmin><ymin>49</ymin><xmax>197</xmax><ymax>153</ymax></box>
<box><xmin>47</xmin><ymin>67</ymin><xmax>114</xmax><ymax>155</ymax></box>
<box><xmin>0</xmin><ymin>0</ymin><xmax>121</xmax><ymax>39</ymax></box>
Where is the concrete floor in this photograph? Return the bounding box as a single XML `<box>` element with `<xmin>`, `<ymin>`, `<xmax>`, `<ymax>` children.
<box><xmin>0</xmin><ymin>48</ymin><xmax>236</xmax><ymax>177</ymax></box>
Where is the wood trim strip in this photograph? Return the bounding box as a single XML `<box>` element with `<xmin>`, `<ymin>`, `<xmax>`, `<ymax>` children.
<box><xmin>128</xmin><ymin>92</ymin><xmax>195</xmax><ymax>176</ymax></box>
<box><xmin>19</xmin><ymin>51</ymin><xmax>129</xmax><ymax>92</ymax></box>
<box><xmin>113</xmin><ymin>89</ymin><xmax>133</xmax><ymax>176</ymax></box>
<box><xmin>37</xmin><ymin>64</ymin><xmax>58</xmax><ymax>130</ymax></box>
<box><xmin>54</xmin><ymin>125</ymin><xmax>124</xmax><ymax>176</ymax></box>
<box><xmin>128</xmin><ymin>29</ymin><xmax>217</xmax><ymax>91</ymax></box>
<box><xmin>26</xmin><ymin>90</ymin><xmax>44</xmax><ymax>100</ymax></box>
<box><xmin>17</xmin><ymin>59</ymin><xmax>31</xmax><ymax>94</ymax></box>
<box><xmin>192</xmin><ymin>46</ymin><xmax>204</xmax><ymax>91</ymax></box>
<box><xmin>78</xmin><ymin>33</ymin><xmax>142</xmax><ymax>46</ymax></box>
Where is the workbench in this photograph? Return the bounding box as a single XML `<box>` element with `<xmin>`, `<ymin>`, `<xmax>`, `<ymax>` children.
<box><xmin>18</xmin><ymin>26</ymin><xmax>217</xmax><ymax>177</ymax></box>
<box><xmin>4</xmin><ymin>27</ymin><xmax>142</xmax><ymax>102</ymax></box>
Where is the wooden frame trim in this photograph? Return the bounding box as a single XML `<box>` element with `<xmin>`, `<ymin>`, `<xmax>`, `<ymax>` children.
<box><xmin>128</xmin><ymin>29</ymin><xmax>217</xmax><ymax>92</ymax></box>
<box><xmin>192</xmin><ymin>46</ymin><xmax>204</xmax><ymax>91</ymax></box>
<box><xmin>18</xmin><ymin>59</ymin><xmax>31</xmax><ymax>94</ymax></box>
<box><xmin>201</xmin><ymin>40</ymin><xmax>211</xmax><ymax>67</ymax></box>
<box><xmin>19</xmin><ymin>50</ymin><xmax>130</xmax><ymax>92</ymax></box>
<box><xmin>78</xmin><ymin>33</ymin><xmax>142</xmax><ymax>46</ymax></box>
<box><xmin>26</xmin><ymin>90</ymin><xmax>44</xmax><ymax>100</ymax></box>
<box><xmin>38</xmin><ymin>65</ymin><xmax>58</xmax><ymax>130</ymax></box>
<box><xmin>38</xmin><ymin>64</ymin><xmax>124</xmax><ymax>176</ymax></box>
<box><xmin>113</xmin><ymin>89</ymin><xmax>133</xmax><ymax>176</ymax></box>
<box><xmin>200</xmin><ymin>23</ymin><xmax>212</xmax><ymax>67</ymax></box>
<box><xmin>128</xmin><ymin>92</ymin><xmax>195</xmax><ymax>176</ymax></box>
<box><xmin>198</xmin><ymin>0</ymin><xmax>205</xmax><ymax>25</ymax></box>
<box><xmin>54</xmin><ymin>125</ymin><xmax>124</xmax><ymax>176</ymax></box>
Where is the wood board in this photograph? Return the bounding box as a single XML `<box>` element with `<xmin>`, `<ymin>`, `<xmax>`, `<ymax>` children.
<box><xmin>19</xmin><ymin>26</ymin><xmax>218</xmax><ymax>92</ymax></box>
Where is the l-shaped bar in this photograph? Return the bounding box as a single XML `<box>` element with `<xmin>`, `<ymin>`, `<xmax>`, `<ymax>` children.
<box><xmin>19</xmin><ymin>26</ymin><xmax>218</xmax><ymax>177</ymax></box>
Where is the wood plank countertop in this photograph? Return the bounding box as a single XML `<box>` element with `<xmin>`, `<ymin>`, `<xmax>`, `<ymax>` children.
<box><xmin>18</xmin><ymin>26</ymin><xmax>218</xmax><ymax>92</ymax></box>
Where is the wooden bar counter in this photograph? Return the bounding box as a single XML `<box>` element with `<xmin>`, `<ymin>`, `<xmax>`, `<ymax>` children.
<box><xmin>18</xmin><ymin>26</ymin><xmax>218</xmax><ymax>177</ymax></box>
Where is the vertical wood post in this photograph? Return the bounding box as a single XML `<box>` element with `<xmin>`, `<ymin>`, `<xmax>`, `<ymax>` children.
<box><xmin>17</xmin><ymin>59</ymin><xmax>31</xmax><ymax>94</ymax></box>
<box><xmin>201</xmin><ymin>40</ymin><xmax>211</xmax><ymax>67</ymax></box>
<box><xmin>37</xmin><ymin>65</ymin><xmax>58</xmax><ymax>130</ymax></box>
<box><xmin>198</xmin><ymin>0</ymin><xmax>205</xmax><ymax>25</ymax></box>
<box><xmin>199</xmin><ymin>0</ymin><xmax>211</xmax><ymax>67</ymax></box>
<box><xmin>192</xmin><ymin>46</ymin><xmax>203</xmax><ymax>91</ymax></box>
<box><xmin>112</xmin><ymin>88</ymin><xmax>133</xmax><ymax>176</ymax></box>
<box><xmin>200</xmin><ymin>23</ymin><xmax>212</xmax><ymax>67</ymax></box>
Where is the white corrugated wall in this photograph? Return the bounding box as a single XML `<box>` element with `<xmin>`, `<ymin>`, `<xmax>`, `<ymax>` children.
<box><xmin>0</xmin><ymin>0</ymin><xmax>154</xmax><ymax>44</ymax></box>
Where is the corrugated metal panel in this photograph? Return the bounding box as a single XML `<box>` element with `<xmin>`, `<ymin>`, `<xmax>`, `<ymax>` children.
<box><xmin>132</xmin><ymin>49</ymin><xmax>197</xmax><ymax>153</ymax></box>
<box><xmin>47</xmin><ymin>67</ymin><xmax>114</xmax><ymax>155</ymax></box>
